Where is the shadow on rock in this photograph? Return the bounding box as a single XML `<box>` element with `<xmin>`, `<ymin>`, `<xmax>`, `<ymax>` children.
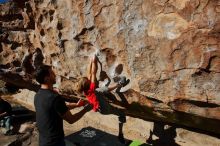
<box><xmin>146</xmin><ymin>122</ymin><xmax>180</xmax><ymax>146</ymax></box>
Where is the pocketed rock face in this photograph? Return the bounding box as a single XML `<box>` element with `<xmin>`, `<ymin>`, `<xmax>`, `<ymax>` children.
<box><xmin>148</xmin><ymin>13</ymin><xmax>189</xmax><ymax>39</ymax></box>
<box><xmin>0</xmin><ymin>0</ymin><xmax>220</xmax><ymax>135</ymax></box>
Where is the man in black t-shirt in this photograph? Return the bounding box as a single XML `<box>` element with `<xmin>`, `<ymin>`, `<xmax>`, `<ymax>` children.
<box><xmin>0</xmin><ymin>96</ymin><xmax>13</xmax><ymax>135</ymax></box>
<box><xmin>34</xmin><ymin>65</ymin><xmax>91</xmax><ymax>146</ymax></box>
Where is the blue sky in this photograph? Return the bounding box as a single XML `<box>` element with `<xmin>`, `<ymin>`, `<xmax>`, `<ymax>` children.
<box><xmin>0</xmin><ymin>0</ymin><xmax>9</xmax><ymax>4</ymax></box>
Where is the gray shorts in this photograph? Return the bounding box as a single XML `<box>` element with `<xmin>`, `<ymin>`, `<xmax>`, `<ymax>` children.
<box><xmin>95</xmin><ymin>87</ymin><xmax>125</xmax><ymax>123</ymax></box>
<box><xmin>95</xmin><ymin>86</ymin><xmax>111</xmax><ymax>114</ymax></box>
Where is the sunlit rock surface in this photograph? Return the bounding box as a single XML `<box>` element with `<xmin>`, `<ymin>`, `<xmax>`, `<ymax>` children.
<box><xmin>0</xmin><ymin>0</ymin><xmax>220</xmax><ymax>140</ymax></box>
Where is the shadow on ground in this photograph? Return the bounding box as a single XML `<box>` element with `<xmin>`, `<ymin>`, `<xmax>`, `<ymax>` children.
<box><xmin>65</xmin><ymin>127</ymin><xmax>131</xmax><ymax>146</ymax></box>
<box><xmin>146</xmin><ymin>122</ymin><xmax>180</xmax><ymax>146</ymax></box>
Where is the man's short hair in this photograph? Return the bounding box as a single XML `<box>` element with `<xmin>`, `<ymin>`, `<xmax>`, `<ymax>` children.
<box><xmin>35</xmin><ymin>65</ymin><xmax>51</xmax><ymax>84</ymax></box>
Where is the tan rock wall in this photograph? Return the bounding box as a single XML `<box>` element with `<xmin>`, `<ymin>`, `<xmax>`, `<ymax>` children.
<box><xmin>1</xmin><ymin>0</ymin><xmax>220</xmax><ymax>134</ymax></box>
<box><xmin>25</xmin><ymin>0</ymin><xmax>220</xmax><ymax>104</ymax></box>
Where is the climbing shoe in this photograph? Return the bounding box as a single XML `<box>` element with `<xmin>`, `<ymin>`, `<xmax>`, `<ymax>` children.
<box><xmin>118</xmin><ymin>76</ymin><xmax>130</xmax><ymax>87</ymax></box>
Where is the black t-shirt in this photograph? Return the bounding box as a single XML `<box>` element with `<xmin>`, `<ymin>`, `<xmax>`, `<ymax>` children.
<box><xmin>0</xmin><ymin>99</ymin><xmax>12</xmax><ymax>118</ymax></box>
<box><xmin>34</xmin><ymin>89</ymin><xmax>68</xmax><ymax>146</ymax></box>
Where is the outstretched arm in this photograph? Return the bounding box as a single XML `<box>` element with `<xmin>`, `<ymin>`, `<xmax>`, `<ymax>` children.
<box><xmin>54</xmin><ymin>97</ymin><xmax>91</xmax><ymax>124</ymax></box>
<box><xmin>87</xmin><ymin>59</ymin><xmax>93</xmax><ymax>80</ymax></box>
<box><xmin>0</xmin><ymin>112</ymin><xmax>7</xmax><ymax>118</ymax></box>
<box><xmin>62</xmin><ymin>105</ymin><xmax>91</xmax><ymax>124</ymax></box>
<box><xmin>91</xmin><ymin>55</ymin><xmax>98</xmax><ymax>83</ymax></box>
<box><xmin>65</xmin><ymin>99</ymin><xmax>88</xmax><ymax>110</ymax></box>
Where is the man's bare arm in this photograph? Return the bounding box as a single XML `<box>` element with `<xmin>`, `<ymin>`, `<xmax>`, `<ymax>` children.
<box><xmin>62</xmin><ymin>105</ymin><xmax>92</xmax><ymax>124</ymax></box>
<box><xmin>65</xmin><ymin>102</ymin><xmax>78</xmax><ymax>110</ymax></box>
<box><xmin>65</xmin><ymin>99</ymin><xmax>87</xmax><ymax>110</ymax></box>
<box><xmin>0</xmin><ymin>112</ymin><xmax>7</xmax><ymax>118</ymax></box>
